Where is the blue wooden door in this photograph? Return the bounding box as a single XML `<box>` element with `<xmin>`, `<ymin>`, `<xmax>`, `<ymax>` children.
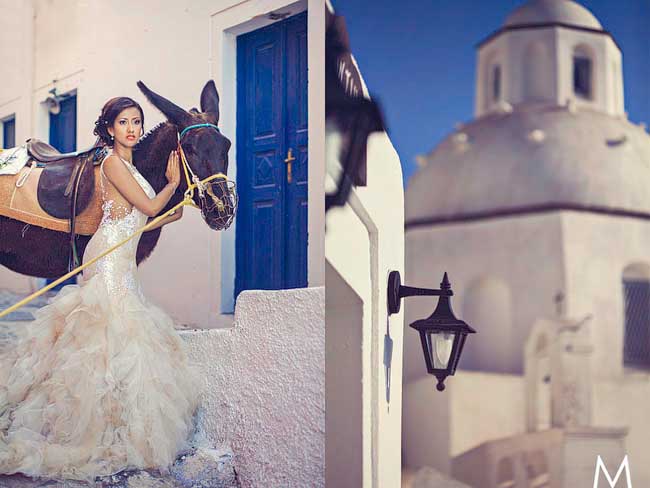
<box><xmin>2</xmin><ymin>116</ymin><xmax>15</xmax><ymax>148</ymax></box>
<box><xmin>50</xmin><ymin>95</ymin><xmax>77</xmax><ymax>152</ymax></box>
<box><xmin>235</xmin><ymin>12</ymin><xmax>308</xmax><ymax>298</ymax></box>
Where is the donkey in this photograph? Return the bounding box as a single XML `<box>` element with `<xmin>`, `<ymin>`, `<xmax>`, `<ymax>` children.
<box><xmin>0</xmin><ymin>80</ymin><xmax>231</xmax><ymax>279</ymax></box>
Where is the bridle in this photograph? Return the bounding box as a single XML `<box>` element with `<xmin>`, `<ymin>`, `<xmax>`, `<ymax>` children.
<box><xmin>176</xmin><ymin>123</ymin><xmax>237</xmax><ymax>230</ymax></box>
<box><xmin>176</xmin><ymin>123</ymin><xmax>227</xmax><ymax>206</ymax></box>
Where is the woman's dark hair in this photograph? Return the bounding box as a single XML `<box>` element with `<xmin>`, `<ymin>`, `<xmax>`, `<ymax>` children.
<box><xmin>93</xmin><ymin>97</ymin><xmax>145</xmax><ymax>146</ymax></box>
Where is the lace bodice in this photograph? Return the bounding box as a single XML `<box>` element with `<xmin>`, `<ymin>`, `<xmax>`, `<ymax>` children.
<box><xmin>82</xmin><ymin>151</ymin><xmax>156</xmax><ymax>299</ymax></box>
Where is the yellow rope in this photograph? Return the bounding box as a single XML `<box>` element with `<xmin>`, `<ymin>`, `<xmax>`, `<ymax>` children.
<box><xmin>0</xmin><ymin>167</ymin><xmax>230</xmax><ymax>321</ymax></box>
<box><xmin>0</xmin><ymin>126</ymin><xmax>232</xmax><ymax>321</ymax></box>
<box><xmin>0</xmin><ymin>198</ymin><xmax>188</xmax><ymax>320</ymax></box>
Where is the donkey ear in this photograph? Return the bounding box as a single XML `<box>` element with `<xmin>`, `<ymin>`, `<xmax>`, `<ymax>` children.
<box><xmin>200</xmin><ymin>80</ymin><xmax>220</xmax><ymax>124</ymax></box>
<box><xmin>137</xmin><ymin>81</ymin><xmax>192</xmax><ymax>127</ymax></box>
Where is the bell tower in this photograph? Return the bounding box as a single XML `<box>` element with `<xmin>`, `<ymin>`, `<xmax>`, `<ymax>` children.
<box><xmin>474</xmin><ymin>0</ymin><xmax>624</xmax><ymax>118</ymax></box>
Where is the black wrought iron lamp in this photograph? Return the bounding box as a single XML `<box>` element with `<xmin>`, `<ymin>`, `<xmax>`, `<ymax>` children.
<box><xmin>388</xmin><ymin>271</ymin><xmax>476</xmax><ymax>391</ymax></box>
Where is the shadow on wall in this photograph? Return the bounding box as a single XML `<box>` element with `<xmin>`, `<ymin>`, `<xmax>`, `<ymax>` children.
<box><xmin>461</xmin><ymin>276</ymin><xmax>513</xmax><ymax>373</ymax></box>
<box><xmin>325</xmin><ymin>261</ymin><xmax>363</xmax><ymax>488</ymax></box>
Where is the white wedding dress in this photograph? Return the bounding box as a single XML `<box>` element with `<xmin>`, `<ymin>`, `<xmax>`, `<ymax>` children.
<box><xmin>0</xmin><ymin>152</ymin><xmax>202</xmax><ymax>482</ymax></box>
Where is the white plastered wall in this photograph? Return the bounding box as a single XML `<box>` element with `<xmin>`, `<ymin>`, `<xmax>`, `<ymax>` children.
<box><xmin>0</xmin><ymin>0</ymin><xmax>35</xmax><ymax>293</ymax></box>
<box><xmin>556</xmin><ymin>28</ymin><xmax>622</xmax><ymax>115</ymax></box>
<box><xmin>325</xmin><ymin>125</ymin><xmax>405</xmax><ymax>486</ymax></box>
<box><xmin>0</xmin><ymin>0</ymin><xmax>325</xmax><ymax>328</ymax></box>
<box><xmin>561</xmin><ymin>211</ymin><xmax>650</xmax><ymax>381</ymax></box>
<box><xmin>475</xmin><ymin>34</ymin><xmax>508</xmax><ymax>117</ymax></box>
<box><xmin>404</xmin><ymin>210</ymin><xmax>650</xmax><ymax>482</ymax></box>
<box><xmin>476</xmin><ymin>26</ymin><xmax>623</xmax><ymax>118</ymax></box>
<box><xmin>404</xmin><ymin>213</ymin><xmax>566</xmax><ymax>381</ymax></box>
<box><xmin>181</xmin><ymin>286</ymin><xmax>325</xmax><ymax>488</ymax></box>
<box><xmin>403</xmin><ymin>371</ymin><xmax>526</xmax><ymax>474</ymax></box>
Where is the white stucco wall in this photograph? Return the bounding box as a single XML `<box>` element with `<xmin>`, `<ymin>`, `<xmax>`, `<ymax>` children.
<box><xmin>476</xmin><ymin>26</ymin><xmax>622</xmax><ymax>117</ymax></box>
<box><xmin>0</xmin><ymin>0</ymin><xmax>35</xmax><ymax>294</ymax></box>
<box><xmin>404</xmin><ymin>214</ymin><xmax>650</xmax><ymax>415</ymax></box>
<box><xmin>325</xmin><ymin>262</ymin><xmax>364</xmax><ymax>488</ymax></box>
<box><xmin>593</xmin><ymin>378</ymin><xmax>650</xmax><ymax>488</ymax></box>
<box><xmin>325</xmin><ymin>126</ymin><xmax>405</xmax><ymax>486</ymax></box>
<box><xmin>404</xmin><ymin>210</ymin><xmax>650</xmax><ymax>483</ymax></box>
<box><xmin>0</xmin><ymin>0</ymin><xmax>325</xmax><ymax>328</ymax></box>
<box><xmin>404</xmin><ymin>365</ymin><xmax>650</xmax><ymax>486</ymax></box>
<box><xmin>403</xmin><ymin>371</ymin><xmax>526</xmax><ymax>475</ymax></box>
<box><xmin>561</xmin><ymin>211</ymin><xmax>650</xmax><ymax>379</ymax></box>
<box><xmin>181</xmin><ymin>286</ymin><xmax>325</xmax><ymax>488</ymax></box>
<box><xmin>404</xmin><ymin>213</ymin><xmax>566</xmax><ymax>379</ymax></box>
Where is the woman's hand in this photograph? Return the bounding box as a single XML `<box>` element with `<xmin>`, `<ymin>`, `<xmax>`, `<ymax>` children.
<box><xmin>165</xmin><ymin>150</ymin><xmax>181</xmax><ymax>188</ymax></box>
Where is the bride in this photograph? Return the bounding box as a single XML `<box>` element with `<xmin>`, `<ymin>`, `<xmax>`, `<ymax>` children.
<box><xmin>0</xmin><ymin>96</ymin><xmax>202</xmax><ymax>483</ymax></box>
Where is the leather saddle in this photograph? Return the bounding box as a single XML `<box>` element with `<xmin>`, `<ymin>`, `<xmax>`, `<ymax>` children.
<box><xmin>26</xmin><ymin>139</ymin><xmax>108</xmax><ymax>270</ymax></box>
<box><xmin>27</xmin><ymin>139</ymin><xmax>101</xmax><ymax>163</ymax></box>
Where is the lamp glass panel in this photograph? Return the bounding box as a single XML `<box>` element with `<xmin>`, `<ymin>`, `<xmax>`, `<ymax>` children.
<box><xmin>427</xmin><ymin>331</ymin><xmax>456</xmax><ymax>369</ymax></box>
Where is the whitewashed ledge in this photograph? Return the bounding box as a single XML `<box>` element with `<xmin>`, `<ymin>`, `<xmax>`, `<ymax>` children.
<box><xmin>180</xmin><ymin>287</ymin><xmax>325</xmax><ymax>488</ymax></box>
<box><xmin>0</xmin><ymin>287</ymin><xmax>325</xmax><ymax>488</ymax></box>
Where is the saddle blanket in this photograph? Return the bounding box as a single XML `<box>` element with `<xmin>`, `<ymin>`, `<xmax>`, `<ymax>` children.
<box><xmin>0</xmin><ymin>165</ymin><xmax>103</xmax><ymax>235</ymax></box>
<box><xmin>0</xmin><ymin>146</ymin><xmax>30</xmax><ymax>175</ymax></box>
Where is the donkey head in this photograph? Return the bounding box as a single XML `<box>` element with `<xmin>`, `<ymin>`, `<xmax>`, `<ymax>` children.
<box><xmin>137</xmin><ymin>80</ymin><xmax>235</xmax><ymax>230</ymax></box>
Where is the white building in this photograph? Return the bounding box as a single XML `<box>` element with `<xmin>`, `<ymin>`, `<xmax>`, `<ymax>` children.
<box><xmin>403</xmin><ymin>0</ymin><xmax>650</xmax><ymax>486</ymax></box>
<box><xmin>324</xmin><ymin>4</ymin><xmax>405</xmax><ymax>485</ymax></box>
<box><xmin>0</xmin><ymin>1</ymin><xmax>325</xmax><ymax>486</ymax></box>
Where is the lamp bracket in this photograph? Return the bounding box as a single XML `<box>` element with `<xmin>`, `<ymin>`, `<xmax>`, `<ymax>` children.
<box><xmin>387</xmin><ymin>270</ymin><xmax>452</xmax><ymax>315</ymax></box>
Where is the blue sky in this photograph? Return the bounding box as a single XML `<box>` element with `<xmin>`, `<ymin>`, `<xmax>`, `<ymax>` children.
<box><xmin>333</xmin><ymin>0</ymin><xmax>650</xmax><ymax>187</ymax></box>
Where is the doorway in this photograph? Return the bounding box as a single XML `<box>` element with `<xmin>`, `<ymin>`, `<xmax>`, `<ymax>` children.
<box><xmin>235</xmin><ymin>12</ymin><xmax>308</xmax><ymax>298</ymax></box>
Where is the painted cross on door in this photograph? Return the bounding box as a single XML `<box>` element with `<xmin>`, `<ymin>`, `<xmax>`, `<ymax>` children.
<box><xmin>235</xmin><ymin>12</ymin><xmax>308</xmax><ymax>299</ymax></box>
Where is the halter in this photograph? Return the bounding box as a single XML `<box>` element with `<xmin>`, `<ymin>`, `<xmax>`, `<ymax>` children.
<box><xmin>179</xmin><ymin>123</ymin><xmax>221</xmax><ymax>139</ymax></box>
<box><xmin>176</xmin><ymin>123</ymin><xmax>227</xmax><ymax>206</ymax></box>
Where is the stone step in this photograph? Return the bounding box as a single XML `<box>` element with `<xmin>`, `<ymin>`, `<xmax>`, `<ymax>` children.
<box><xmin>0</xmin><ymin>289</ymin><xmax>56</xmax><ymax>322</ymax></box>
<box><xmin>0</xmin><ymin>446</ymin><xmax>239</xmax><ymax>488</ymax></box>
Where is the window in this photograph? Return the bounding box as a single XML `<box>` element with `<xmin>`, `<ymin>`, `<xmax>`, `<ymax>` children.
<box><xmin>492</xmin><ymin>65</ymin><xmax>501</xmax><ymax>102</ymax></box>
<box><xmin>623</xmin><ymin>263</ymin><xmax>650</xmax><ymax>369</ymax></box>
<box><xmin>49</xmin><ymin>95</ymin><xmax>76</xmax><ymax>152</ymax></box>
<box><xmin>2</xmin><ymin>115</ymin><xmax>15</xmax><ymax>148</ymax></box>
<box><xmin>573</xmin><ymin>55</ymin><xmax>592</xmax><ymax>99</ymax></box>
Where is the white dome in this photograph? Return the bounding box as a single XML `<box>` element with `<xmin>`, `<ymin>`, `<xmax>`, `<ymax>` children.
<box><xmin>504</xmin><ymin>0</ymin><xmax>602</xmax><ymax>30</ymax></box>
<box><xmin>406</xmin><ymin>104</ymin><xmax>650</xmax><ymax>225</ymax></box>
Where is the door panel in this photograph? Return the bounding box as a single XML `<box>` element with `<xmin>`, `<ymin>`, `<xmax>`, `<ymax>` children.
<box><xmin>285</xmin><ymin>13</ymin><xmax>308</xmax><ymax>289</ymax></box>
<box><xmin>236</xmin><ymin>12</ymin><xmax>308</xmax><ymax>298</ymax></box>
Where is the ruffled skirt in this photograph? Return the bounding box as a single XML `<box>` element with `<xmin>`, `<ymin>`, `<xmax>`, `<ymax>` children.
<box><xmin>0</xmin><ymin>274</ymin><xmax>202</xmax><ymax>482</ymax></box>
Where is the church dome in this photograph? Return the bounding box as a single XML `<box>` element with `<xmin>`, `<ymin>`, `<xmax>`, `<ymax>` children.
<box><xmin>503</xmin><ymin>0</ymin><xmax>603</xmax><ymax>30</ymax></box>
<box><xmin>405</xmin><ymin>104</ymin><xmax>650</xmax><ymax>225</ymax></box>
